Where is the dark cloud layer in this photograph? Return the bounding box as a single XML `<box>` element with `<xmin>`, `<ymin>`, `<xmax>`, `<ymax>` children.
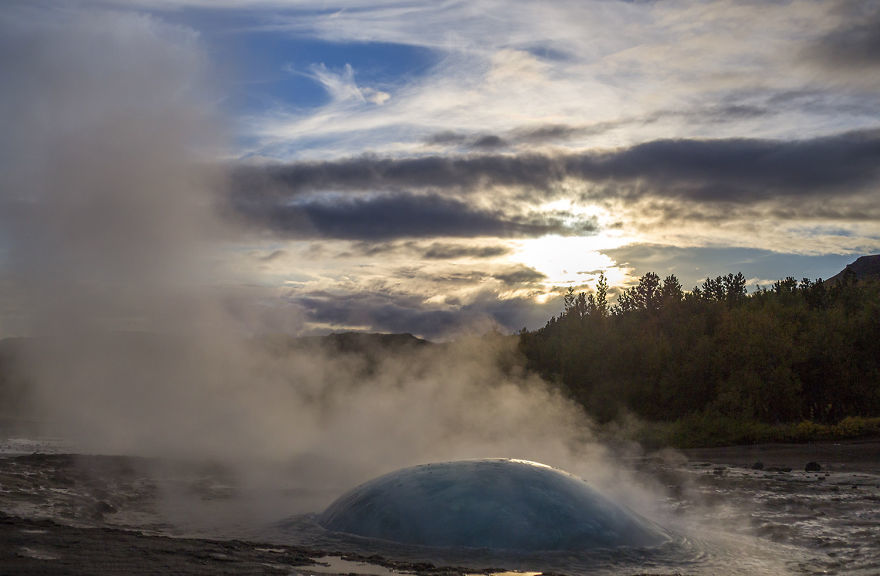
<box><xmin>231</xmin><ymin>129</ymin><xmax>880</xmax><ymax>239</ymax></box>
<box><xmin>237</xmin><ymin>129</ymin><xmax>880</xmax><ymax>199</ymax></box>
<box><xmin>232</xmin><ymin>154</ymin><xmax>565</xmax><ymax>196</ymax></box>
<box><xmin>231</xmin><ymin>191</ymin><xmax>596</xmax><ymax>240</ymax></box>
<box><xmin>582</xmin><ymin>130</ymin><xmax>880</xmax><ymax>200</ymax></box>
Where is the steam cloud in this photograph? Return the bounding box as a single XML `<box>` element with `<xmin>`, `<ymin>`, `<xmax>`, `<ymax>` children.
<box><xmin>0</xmin><ymin>6</ymin><xmax>621</xmax><ymax>522</ymax></box>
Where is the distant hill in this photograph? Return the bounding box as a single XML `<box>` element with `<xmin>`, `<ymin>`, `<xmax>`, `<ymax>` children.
<box><xmin>261</xmin><ymin>331</ymin><xmax>430</xmax><ymax>355</ymax></box>
<box><xmin>826</xmin><ymin>255</ymin><xmax>880</xmax><ymax>284</ymax></box>
<box><xmin>319</xmin><ymin>331</ymin><xmax>430</xmax><ymax>352</ymax></box>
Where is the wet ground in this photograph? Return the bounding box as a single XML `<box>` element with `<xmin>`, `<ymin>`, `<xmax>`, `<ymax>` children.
<box><xmin>1</xmin><ymin>437</ymin><xmax>878</xmax><ymax>575</ymax></box>
<box><xmin>673</xmin><ymin>440</ymin><xmax>880</xmax><ymax>575</ymax></box>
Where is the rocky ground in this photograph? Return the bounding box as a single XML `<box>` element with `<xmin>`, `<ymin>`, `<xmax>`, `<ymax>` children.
<box><xmin>0</xmin><ymin>439</ymin><xmax>878</xmax><ymax>575</ymax></box>
<box><xmin>0</xmin><ymin>511</ymin><xmax>316</xmax><ymax>576</ymax></box>
<box><xmin>680</xmin><ymin>438</ymin><xmax>880</xmax><ymax>475</ymax></box>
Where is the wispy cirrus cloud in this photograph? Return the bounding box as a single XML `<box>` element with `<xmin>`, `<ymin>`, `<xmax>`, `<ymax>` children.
<box><xmin>229</xmin><ymin>0</ymin><xmax>879</xmax><ymax>162</ymax></box>
<box><xmin>287</xmin><ymin>62</ymin><xmax>391</xmax><ymax>105</ymax></box>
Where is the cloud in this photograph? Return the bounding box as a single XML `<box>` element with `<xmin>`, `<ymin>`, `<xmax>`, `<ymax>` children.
<box><xmin>231</xmin><ymin>154</ymin><xmax>564</xmax><ymax>194</ymax></box>
<box><xmin>426</xmin><ymin>131</ymin><xmax>470</xmax><ymax>146</ymax></box>
<box><xmin>294</xmin><ymin>289</ymin><xmax>471</xmax><ymax>337</ymax></box>
<box><xmin>258</xmin><ymin>249</ymin><xmax>287</xmax><ymax>262</ymax></box>
<box><xmin>805</xmin><ymin>2</ymin><xmax>880</xmax><ymax>70</ymax></box>
<box><xmin>236</xmin><ymin>0</ymin><xmax>875</xmax><ymax>161</ymax></box>
<box><xmin>424</xmin><ymin>123</ymin><xmax>633</xmax><ymax>151</ymax></box>
<box><xmin>492</xmin><ymin>266</ymin><xmax>546</xmax><ymax>286</ymax></box>
<box><xmin>577</xmin><ymin>129</ymin><xmax>880</xmax><ymax>201</ymax></box>
<box><xmin>425</xmin><ymin>131</ymin><xmax>508</xmax><ymax>150</ymax></box>
<box><xmin>422</xmin><ymin>106</ymin><xmax>794</xmax><ymax>154</ymax></box>
<box><xmin>512</xmin><ymin>123</ymin><xmax>589</xmax><ymax>143</ymax></box>
<box><xmin>309</xmin><ymin>63</ymin><xmax>366</xmax><ymax>103</ymax></box>
<box><xmin>292</xmin><ymin>286</ymin><xmax>560</xmax><ymax>340</ymax></box>
<box><xmin>233</xmin><ymin>127</ymin><xmax>880</xmax><ymax>208</ymax></box>
<box><xmin>288</xmin><ymin>62</ymin><xmax>391</xmax><ymax>106</ymax></box>
<box><xmin>472</xmin><ymin>134</ymin><xmax>507</xmax><ymax>149</ymax></box>
<box><xmin>363</xmin><ymin>86</ymin><xmax>392</xmax><ymax>105</ymax></box>
<box><xmin>329</xmin><ymin>240</ymin><xmax>513</xmax><ymax>260</ymax></box>
<box><xmin>421</xmin><ymin>242</ymin><xmax>512</xmax><ymax>260</ymax></box>
<box><xmin>230</xmin><ymin>191</ymin><xmax>597</xmax><ymax>240</ymax></box>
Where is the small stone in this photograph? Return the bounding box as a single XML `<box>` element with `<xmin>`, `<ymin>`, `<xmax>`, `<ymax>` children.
<box><xmin>751</xmin><ymin>461</ymin><xmax>764</xmax><ymax>470</ymax></box>
<box><xmin>95</xmin><ymin>501</ymin><xmax>117</xmax><ymax>514</ymax></box>
<box><xmin>805</xmin><ymin>461</ymin><xmax>821</xmax><ymax>472</ymax></box>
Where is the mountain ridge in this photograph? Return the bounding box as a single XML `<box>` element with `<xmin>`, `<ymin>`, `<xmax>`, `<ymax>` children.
<box><xmin>826</xmin><ymin>254</ymin><xmax>880</xmax><ymax>284</ymax></box>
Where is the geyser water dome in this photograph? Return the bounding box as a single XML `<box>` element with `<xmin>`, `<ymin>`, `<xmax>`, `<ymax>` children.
<box><xmin>319</xmin><ymin>459</ymin><xmax>668</xmax><ymax>551</ymax></box>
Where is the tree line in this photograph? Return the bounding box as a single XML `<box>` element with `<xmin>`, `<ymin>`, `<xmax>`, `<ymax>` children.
<box><xmin>518</xmin><ymin>269</ymin><xmax>880</xmax><ymax>428</ymax></box>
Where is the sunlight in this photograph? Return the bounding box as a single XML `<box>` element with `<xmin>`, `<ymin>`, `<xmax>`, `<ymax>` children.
<box><xmin>512</xmin><ymin>234</ymin><xmax>626</xmax><ymax>288</ymax></box>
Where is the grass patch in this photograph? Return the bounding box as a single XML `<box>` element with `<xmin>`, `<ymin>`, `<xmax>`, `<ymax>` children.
<box><xmin>633</xmin><ymin>414</ymin><xmax>880</xmax><ymax>448</ymax></box>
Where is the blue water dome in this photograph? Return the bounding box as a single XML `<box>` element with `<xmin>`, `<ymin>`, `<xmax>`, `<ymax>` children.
<box><xmin>319</xmin><ymin>459</ymin><xmax>669</xmax><ymax>551</ymax></box>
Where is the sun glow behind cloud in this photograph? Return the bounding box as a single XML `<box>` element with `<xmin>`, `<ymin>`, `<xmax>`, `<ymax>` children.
<box><xmin>510</xmin><ymin>198</ymin><xmax>640</xmax><ymax>297</ymax></box>
<box><xmin>513</xmin><ymin>235</ymin><xmax>628</xmax><ymax>292</ymax></box>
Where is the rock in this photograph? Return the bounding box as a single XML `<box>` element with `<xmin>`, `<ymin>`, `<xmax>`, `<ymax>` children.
<box><xmin>751</xmin><ymin>461</ymin><xmax>764</xmax><ymax>470</ymax></box>
<box><xmin>805</xmin><ymin>461</ymin><xmax>821</xmax><ymax>472</ymax></box>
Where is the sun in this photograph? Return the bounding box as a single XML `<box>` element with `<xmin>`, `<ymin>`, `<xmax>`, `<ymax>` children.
<box><xmin>511</xmin><ymin>234</ymin><xmax>631</xmax><ymax>292</ymax></box>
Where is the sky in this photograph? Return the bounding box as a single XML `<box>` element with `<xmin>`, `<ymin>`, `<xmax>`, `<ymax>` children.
<box><xmin>2</xmin><ymin>0</ymin><xmax>880</xmax><ymax>340</ymax></box>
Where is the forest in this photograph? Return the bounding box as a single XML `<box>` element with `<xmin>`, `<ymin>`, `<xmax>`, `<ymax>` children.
<box><xmin>518</xmin><ymin>267</ymin><xmax>880</xmax><ymax>446</ymax></box>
